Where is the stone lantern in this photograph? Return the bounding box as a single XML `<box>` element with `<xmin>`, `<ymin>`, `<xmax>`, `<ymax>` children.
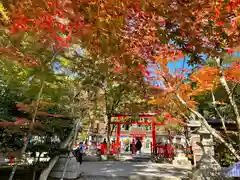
<box><xmin>194</xmin><ymin>125</ymin><xmax>222</xmax><ymax>180</ymax></box>
<box><xmin>175</xmin><ymin>136</ymin><xmax>182</xmax><ymax>144</ymax></box>
<box><xmin>173</xmin><ymin>135</ymin><xmax>192</xmax><ymax>169</ymax></box>
<box><xmin>198</xmin><ymin>126</ymin><xmax>215</xmax><ymax>157</ymax></box>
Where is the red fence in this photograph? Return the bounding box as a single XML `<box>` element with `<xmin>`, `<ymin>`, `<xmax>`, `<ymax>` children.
<box><xmin>151</xmin><ymin>143</ymin><xmax>175</xmax><ymax>159</ymax></box>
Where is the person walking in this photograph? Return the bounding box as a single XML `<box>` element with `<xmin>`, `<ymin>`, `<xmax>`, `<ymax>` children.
<box><xmin>135</xmin><ymin>139</ymin><xmax>142</xmax><ymax>154</ymax></box>
<box><xmin>84</xmin><ymin>140</ymin><xmax>89</xmax><ymax>154</ymax></box>
<box><xmin>76</xmin><ymin>142</ymin><xmax>84</xmax><ymax>165</ymax></box>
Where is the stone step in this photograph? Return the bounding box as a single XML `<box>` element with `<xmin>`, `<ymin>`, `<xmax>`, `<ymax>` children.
<box><xmin>49</xmin><ymin>171</ymin><xmax>79</xmax><ymax>179</ymax></box>
<box><xmin>49</xmin><ymin>175</ymin><xmax>184</xmax><ymax>180</ymax></box>
<box><xmin>129</xmin><ymin>175</ymin><xmax>181</xmax><ymax>180</ymax></box>
<box><xmin>118</xmin><ymin>156</ymin><xmax>151</xmax><ymax>162</ymax></box>
<box><xmin>78</xmin><ymin>175</ymin><xmax>129</xmax><ymax>180</ymax></box>
<box><xmin>49</xmin><ymin>175</ymin><xmax>182</xmax><ymax>180</ymax></box>
<box><xmin>76</xmin><ymin>175</ymin><xmax>181</xmax><ymax>180</ymax></box>
<box><xmin>132</xmin><ymin>155</ymin><xmax>151</xmax><ymax>162</ymax></box>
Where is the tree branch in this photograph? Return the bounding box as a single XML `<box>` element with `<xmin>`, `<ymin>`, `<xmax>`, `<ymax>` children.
<box><xmin>110</xmin><ymin>87</ymin><xmax>125</xmax><ymax>115</ymax></box>
<box><xmin>160</xmin><ymin>70</ymin><xmax>240</xmax><ymax>160</ymax></box>
<box><xmin>211</xmin><ymin>90</ymin><xmax>227</xmax><ymax>133</ymax></box>
<box><xmin>230</xmin><ymin>83</ymin><xmax>238</xmax><ymax>97</ymax></box>
<box><xmin>8</xmin><ymin>74</ymin><xmax>46</xmax><ymax>180</ymax></box>
<box><xmin>216</xmin><ymin>57</ymin><xmax>240</xmax><ymax>139</ymax></box>
<box><xmin>176</xmin><ymin>91</ymin><xmax>240</xmax><ymax>160</ymax></box>
<box><xmin>110</xmin><ymin>124</ymin><xmax>116</xmax><ymax>137</ymax></box>
<box><xmin>8</xmin><ymin>49</ymin><xmax>62</xmax><ymax>180</ymax></box>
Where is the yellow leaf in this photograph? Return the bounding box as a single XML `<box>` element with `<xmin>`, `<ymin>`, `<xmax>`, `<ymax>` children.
<box><xmin>148</xmin><ymin>99</ymin><xmax>157</xmax><ymax>104</ymax></box>
<box><xmin>0</xmin><ymin>3</ymin><xmax>10</xmax><ymax>23</ymax></box>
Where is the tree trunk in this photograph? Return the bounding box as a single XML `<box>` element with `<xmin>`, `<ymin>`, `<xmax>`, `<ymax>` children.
<box><xmin>32</xmin><ymin>153</ymin><xmax>42</xmax><ymax>180</ymax></box>
<box><xmin>39</xmin><ymin>156</ymin><xmax>60</xmax><ymax>180</ymax></box>
<box><xmin>8</xmin><ymin>50</ymin><xmax>61</xmax><ymax>180</ymax></box>
<box><xmin>216</xmin><ymin>58</ymin><xmax>240</xmax><ymax>140</ymax></box>
<box><xmin>110</xmin><ymin>125</ymin><xmax>116</xmax><ymax>138</ymax></box>
<box><xmin>60</xmin><ymin>119</ymin><xmax>81</xmax><ymax>180</ymax></box>
<box><xmin>176</xmin><ymin>93</ymin><xmax>240</xmax><ymax>160</ymax></box>
<box><xmin>107</xmin><ymin>115</ymin><xmax>111</xmax><ymax>153</ymax></box>
<box><xmin>211</xmin><ymin>91</ymin><xmax>227</xmax><ymax>133</ymax></box>
<box><xmin>60</xmin><ymin>88</ymin><xmax>78</xmax><ymax>180</ymax></box>
<box><xmin>219</xmin><ymin>76</ymin><xmax>240</xmax><ymax>132</ymax></box>
<box><xmin>38</xmin><ymin>127</ymin><xmax>75</xmax><ymax>180</ymax></box>
<box><xmin>60</xmin><ymin>153</ymin><xmax>71</xmax><ymax>180</ymax></box>
<box><xmin>8</xmin><ymin>77</ymin><xmax>45</xmax><ymax>180</ymax></box>
<box><xmin>32</xmin><ymin>168</ymin><xmax>36</xmax><ymax>180</ymax></box>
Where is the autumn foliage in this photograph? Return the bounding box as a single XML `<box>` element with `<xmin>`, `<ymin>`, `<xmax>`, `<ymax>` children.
<box><xmin>0</xmin><ymin>0</ymin><xmax>239</xmax><ymax>119</ymax></box>
<box><xmin>225</xmin><ymin>62</ymin><xmax>240</xmax><ymax>83</ymax></box>
<box><xmin>0</xmin><ymin>0</ymin><xmax>90</xmax><ymax>67</ymax></box>
<box><xmin>148</xmin><ymin>59</ymin><xmax>239</xmax><ymax>121</ymax></box>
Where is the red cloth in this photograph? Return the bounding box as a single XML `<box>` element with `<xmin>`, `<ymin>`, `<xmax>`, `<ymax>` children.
<box><xmin>10</xmin><ymin>155</ymin><xmax>14</xmax><ymax>164</ymax></box>
<box><xmin>165</xmin><ymin>145</ymin><xmax>174</xmax><ymax>158</ymax></box>
<box><xmin>157</xmin><ymin>145</ymin><xmax>165</xmax><ymax>155</ymax></box>
<box><xmin>99</xmin><ymin>143</ymin><xmax>107</xmax><ymax>154</ymax></box>
<box><xmin>111</xmin><ymin>142</ymin><xmax>116</xmax><ymax>154</ymax></box>
<box><xmin>103</xmin><ymin>144</ymin><xmax>107</xmax><ymax>154</ymax></box>
<box><xmin>100</xmin><ymin>144</ymin><xmax>104</xmax><ymax>153</ymax></box>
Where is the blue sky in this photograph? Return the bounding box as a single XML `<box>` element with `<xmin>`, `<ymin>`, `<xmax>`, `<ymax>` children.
<box><xmin>148</xmin><ymin>52</ymin><xmax>240</xmax><ymax>87</ymax></box>
<box><xmin>167</xmin><ymin>57</ymin><xmax>193</xmax><ymax>73</ymax></box>
<box><xmin>52</xmin><ymin>51</ymin><xmax>195</xmax><ymax>87</ymax></box>
<box><xmin>53</xmin><ymin>46</ymin><xmax>239</xmax><ymax>84</ymax></box>
<box><xmin>146</xmin><ymin>57</ymin><xmax>195</xmax><ymax>87</ymax></box>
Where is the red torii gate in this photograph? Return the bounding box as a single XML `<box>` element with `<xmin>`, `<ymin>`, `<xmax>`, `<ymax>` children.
<box><xmin>110</xmin><ymin>114</ymin><xmax>165</xmax><ymax>153</ymax></box>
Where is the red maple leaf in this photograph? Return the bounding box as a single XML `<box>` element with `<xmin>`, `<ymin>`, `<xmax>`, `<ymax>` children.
<box><xmin>227</xmin><ymin>48</ymin><xmax>234</xmax><ymax>55</ymax></box>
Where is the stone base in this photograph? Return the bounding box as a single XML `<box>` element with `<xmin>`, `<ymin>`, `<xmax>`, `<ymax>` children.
<box><xmin>49</xmin><ymin>171</ymin><xmax>79</xmax><ymax>179</ymax></box>
<box><xmin>83</xmin><ymin>155</ymin><xmax>100</xmax><ymax>161</ymax></box>
<box><xmin>191</xmin><ymin>154</ymin><xmax>224</xmax><ymax>180</ymax></box>
<box><xmin>101</xmin><ymin>155</ymin><xmax>108</xmax><ymax>160</ymax></box>
<box><xmin>191</xmin><ymin>167</ymin><xmax>227</xmax><ymax>180</ymax></box>
<box><xmin>173</xmin><ymin>157</ymin><xmax>192</xmax><ymax>169</ymax></box>
<box><xmin>129</xmin><ymin>175</ymin><xmax>181</xmax><ymax>180</ymax></box>
<box><xmin>100</xmin><ymin>154</ymin><xmax>118</xmax><ymax>161</ymax></box>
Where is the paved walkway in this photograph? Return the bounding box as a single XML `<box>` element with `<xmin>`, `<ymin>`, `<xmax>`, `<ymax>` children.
<box><xmin>49</xmin><ymin>155</ymin><xmax>191</xmax><ymax>180</ymax></box>
<box><xmin>77</xmin><ymin>161</ymin><xmax>190</xmax><ymax>179</ymax></box>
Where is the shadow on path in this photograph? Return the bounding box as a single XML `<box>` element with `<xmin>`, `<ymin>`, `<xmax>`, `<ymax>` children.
<box><xmin>76</xmin><ymin>161</ymin><xmax>191</xmax><ymax>179</ymax></box>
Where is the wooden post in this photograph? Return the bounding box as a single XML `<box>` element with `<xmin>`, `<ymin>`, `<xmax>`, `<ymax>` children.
<box><xmin>152</xmin><ymin>117</ymin><xmax>156</xmax><ymax>154</ymax></box>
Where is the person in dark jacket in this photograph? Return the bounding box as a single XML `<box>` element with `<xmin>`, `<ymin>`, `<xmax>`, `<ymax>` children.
<box><xmin>135</xmin><ymin>139</ymin><xmax>142</xmax><ymax>154</ymax></box>
<box><xmin>130</xmin><ymin>139</ymin><xmax>136</xmax><ymax>155</ymax></box>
